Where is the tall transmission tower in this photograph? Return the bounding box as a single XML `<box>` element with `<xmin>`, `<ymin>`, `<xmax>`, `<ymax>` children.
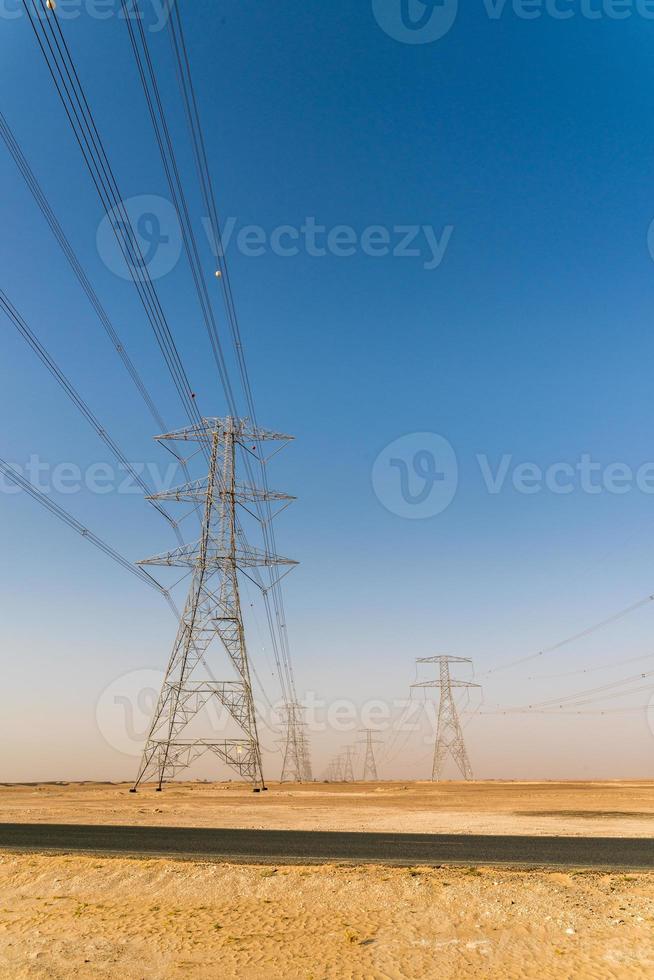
<box><xmin>131</xmin><ymin>417</ymin><xmax>297</xmax><ymax>792</ymax></box>
<box><xmin>279</xmin><ymin>701</ymin><xmax>313</xmax><ymax>782</ymax></box>
<box><xmin>358</xmin><ymin>729</ymin><xmax>383</xmax><ymax>781</ymax></box>
<box><xmin>411</xmin><ymin>656</ymin><xmax>480</xmax><ymax>782</ymax></box>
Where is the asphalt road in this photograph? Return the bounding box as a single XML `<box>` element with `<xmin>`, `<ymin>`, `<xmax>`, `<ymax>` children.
<box><xmin>0</xmin><ymin>823</ymin><xmax>653</xmax><ymax>869</ymax></box>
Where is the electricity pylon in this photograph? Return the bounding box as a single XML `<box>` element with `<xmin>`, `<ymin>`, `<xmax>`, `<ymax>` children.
<box><xmin>280</xmin><ymin>701</ymin><xmax>313</xmax><ymax>782</ymax></box>
<box><xmin>131</xmin><ymin>417</ymin><xmax>297</xmax><ymax>792</ymax></box>
<box><xmin>325</xmin><ymin>754</ymin><xmax>345</xmax><ymax>781</ymax></box>
<box><xmin>411</xmin><ymin>656</ymin><xmax>480</xmax><ymax>781</ymax></box>
<box><xmin>342</xmin><ymin>745</ymin><xmax>356</xmax><ymax>782</ymax></box>
<box><xmin>324</xmin><ymin>758</ymin><xmax>338</xmax><ymax>781</ymax></box>
<box><xmin>358</xmin><ymin>729</ymin><xmax>383</xmax><ymax>781</ymax></box>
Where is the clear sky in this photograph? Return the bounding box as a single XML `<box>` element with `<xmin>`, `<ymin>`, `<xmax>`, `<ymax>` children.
<box><xmin>2</xmin><ymin>0</ymin><xmax>654</xmax><ymax>781</ymax></box>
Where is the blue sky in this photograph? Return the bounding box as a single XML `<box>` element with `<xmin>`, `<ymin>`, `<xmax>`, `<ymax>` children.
<box><xmin>2</xmin><ymin>1</ymin><xmax>654</xmax><ymax>780</ymax></box>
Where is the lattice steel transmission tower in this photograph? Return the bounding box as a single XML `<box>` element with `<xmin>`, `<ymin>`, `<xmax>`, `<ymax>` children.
<box><xmin>323</xmin><ymin>757</ymin><xmax>340</xmax><ymax>781</ymax></box>
<box><xmin>280</xmin><ymin>701</ymin><xmax>313</xmax><ymax>782</ymax></box>
<box><xmin>358</xmin><ymin>729</ymin><xmax>382</xmax><ymax>781</ymax></box>
<box><xmin>411</xmin><ymin>656</ymin><xmax>480</xmax><ymax>781</ymax></box>
<box><xmin>342</xmin><ymin>745</ymin><xmax>356</xmax><ymax>782</ymax></box>
<box><xmin>131</xmin><ymin>418</ymin><xmax>297</xmax><ymax>792</ymax></box>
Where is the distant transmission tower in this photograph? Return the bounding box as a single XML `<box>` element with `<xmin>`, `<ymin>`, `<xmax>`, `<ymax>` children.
<box><xmin>358</xmin><ymin>729</ymin><xmax>383</xmax><ymax>780</ymax></box>
<box><xmin>411</xmin><ymin>656</ymin><xmax>480</xmax><ymax>781</ymax></box>
<box><xmin>323</xmin><ymin>758</ymin><xmax>338</xmax><ymax>781</ymax></box>
<box><xmin>342</xmin><ymin>745</ymin><xmax>356</xmax><ymax>782</ymax></box>
<box><xmin>280</xmin><ymin>701</ymin><xmax>313</xmax><ymax>782</ymax></box>
<box><xmin>326</xmin><ymin>754</ymin><xmax>346</xmax><ymax>781</ymax></box>
<box><xmin>131</xmin><ymin>418</ymin><xmax>297</xmax><ymax>792</ymax></box>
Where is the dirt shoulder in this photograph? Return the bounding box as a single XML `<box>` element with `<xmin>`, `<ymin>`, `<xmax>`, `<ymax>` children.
<box><xmin>1</xmin><ymin>852</ymin><xmax>653</xmax><ymax>979</ymax></box>
<box><xmin>1</xmin><ymin>780</ymin><xmax>654</xmax><ymax>837</ymax></box>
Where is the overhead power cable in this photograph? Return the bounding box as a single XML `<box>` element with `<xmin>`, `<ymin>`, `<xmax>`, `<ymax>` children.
<box><xmin>0</xmin><ymin>109</ymin><xmax>168</xmax><ymax>433</ymax></box>
<box><xmin>26</xmin><ymin>0</ymin><xmax>301</xmax><ymax>741</ymax></box>
<box><xmin>0</xmin><ymin>287</ymin><xmax>182</xmax><ymax>542</ymax></box>
<box><xmin>484</xmin><ymin>669</ymin><xmax>654</xmax><ymax>714</ymax></box>
<box><xmin>0</xmin><ymin>455</ymin><xmax>176</xmax><ymax>613</ymax></box>
<box><xmin>22</xmin><ymin>0</ymin><xmax>206</xmax><ymax>441</ymax></box>
<box><xmin>165</xmin><ymin>1</ymin><xmax>301</xmax><ymax>713</ymax></box>
<box><xmin>514</xmin><ymin>651</ymin><xmax>654</xmax><ymax>683</ymax></box>
<box><xmin>480</xmin><ymin>705</ymin><xmax>654</xmax><ymax>716</ymax></box>
<box><xmin>24</xmin><ymin>3</ymin><xmax>289</xmax><ymax>731</ymax></box>
<box><xmin>483</xmin><ymin>593</ymin><xmax>654</xmax><ymax>677</ymax></box>
<box><xmin>120</xmin><ymin>0</ymin><xmax>238</xmax><ymax>414</ymax></box>
<box><xmin>119</xmin><ymin>0</ymin><xmax>300</xmax><ymax>719</ymax></box>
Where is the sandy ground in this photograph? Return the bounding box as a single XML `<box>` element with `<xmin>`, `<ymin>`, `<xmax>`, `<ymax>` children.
<box><xmin>1</xmin><ymin>852</ymin><xmax>653</xmax><ymax>978</ymax></box>
<box><xmin>2</xmin><ymin>783</ymin><xmax>654</xmax><ymax>976</ymax></box>
<box><xmin>1</xmin><ymin>780</ymin><xmax>654</xmax><ymax>838</ymax></box>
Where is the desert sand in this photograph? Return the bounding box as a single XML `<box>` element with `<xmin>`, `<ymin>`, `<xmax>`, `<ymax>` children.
<box><xmin>1</xmin><ymin>853</ymin><xmax>653</xmax><ymax>978</ymax></box>
<box><xmin>2</xmin><ymin>781</ymin><xmax>654</xmax><ymax>977</ymax></box>
<box><xmin>1</xmin><ymin>779</ymin><xmax>654</xmax><ymax>837</ymax></box>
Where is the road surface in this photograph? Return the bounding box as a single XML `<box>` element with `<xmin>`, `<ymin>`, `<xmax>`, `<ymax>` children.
<box><xmin>0</xmin><ymin>823</ymin><xmax>653</xmax><ymax>869</ymax></box>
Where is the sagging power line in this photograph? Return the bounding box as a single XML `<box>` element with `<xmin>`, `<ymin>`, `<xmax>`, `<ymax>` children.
<box><xmin>0</xmin><ymin>455</ymin><xmax>175</xmax><ymax>612</ymax></box>
<box><xmin>0</xmin><ymin>110</ymin><xmax>169</xmax><ymax>434</ymax></box>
